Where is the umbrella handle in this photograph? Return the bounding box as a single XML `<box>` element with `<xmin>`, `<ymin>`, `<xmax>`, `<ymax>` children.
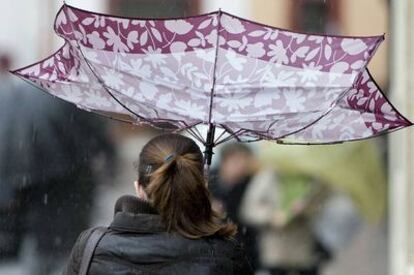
<box><xmin>203</xmin><ymin>124</ymin><xmax>215</xmax><ymax>186</ymax></box>
<box><xmin>203</xmin><ymin>124</ymin><xmax>215</xmax><ymax>166</ymax></box>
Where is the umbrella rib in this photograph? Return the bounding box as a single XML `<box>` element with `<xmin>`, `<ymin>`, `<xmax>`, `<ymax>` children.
<box><xmin>193</xmin><ymin>124</ymin><xmax>206</xmax><ymax>142</ymax></box>
<box><xmin>80</xmin><ymin>58</ymin><xmax>148</xmax><ymax>121</ymax></box>
<box><xmin>176</xmin><ymin>121</ymin><xmax>201</xmax><ymax>133</ymax></box>
<box><xmin>215</xmin><ymin>135</ymin><xmax>233</xmax><ymax>145</ymax></box>
<box><xmin>103</xmin><ymin>84</ymin><xmax>210</xmax><ymax>127</ymax></box>
<box><xmin>84</xmin><ymin>56</ymin><xmax>206</xmax><ymax>93</ymax></box>
<box><xmin>214</xmin><ymin>127</ymin><xmax>227</xmax><ymax>144</ymax></box>
<box><xmin>13</xmin><ymin>75</ymin><xmax>142</xmax><ymax>127</ymax></box>
<box><xmin>252</xmin><ymin>86</ymin><xmax>355</xmax><ymax>142</ymax></box>
<box><xmin>178</xmin><ymin>122</ymin><xmax>206</xmax><ymax>144</ymax></box>
<box><xmin>206</xmin><ymin>9</ymin><xmax>222</xmax><ymax>127</ymax></box>
<box><xmin>215</xmin><ymin>125</ymin><xmax>243</xmax><ymax>145</ymax></box>
<box><xmin>70</xmin><ymin>46</ymin><xmax>150</xmax><ymax>123</ymax></box>
<box><xmin>185</xmin><ymin>129</ymin><xmax>206</xmax><ymax>144</ymax></box>
<box><xmin>74</xmin><ymin>48</ymin><xmax>194</xmax><ymax>131</ymax></box>
<box><xmin>47</xmin><ymin>73</ymin><xmax>191</xmax><ymax>129</ymax></box>
<box><xmin>60</xmin><ymin>14</ymin><xmax>156</xmax><ymax>125</ymax></box>
<box><xmin>215</xmin><ymin>131</ymin><xmax>240</xmax><ymax>145</ymax></box>
<box><xmin>65</xmin><ymin>46</ymin><xmax>207</xmax><ymax>128</ymax></box>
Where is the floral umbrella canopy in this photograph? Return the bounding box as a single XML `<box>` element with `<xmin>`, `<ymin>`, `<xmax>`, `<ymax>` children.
<box><xmin>11</xmin><ymin>4</ymin><xmax>412</xmax><ymax>164</ymax></box>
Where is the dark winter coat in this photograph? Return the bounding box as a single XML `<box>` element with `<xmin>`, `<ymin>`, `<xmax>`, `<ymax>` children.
<box><xmin>63</xmin><ymin>195</ymin><xmax>252</xmax><ymax>275</ymax></box>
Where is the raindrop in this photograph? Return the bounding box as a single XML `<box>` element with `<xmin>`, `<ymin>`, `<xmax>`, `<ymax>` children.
<box><xmin>54</xmin><ymin>236</ymin><xmax>62</xmax><ymax>246</ymax></box>
<box><xmin>43</xmin><ymin>193</ymin><xmax>48</xmax><ymax>205</ymax></box>
<box><xmin>22</xmin><ymin>175</ymin><xmax>28</xmax><ymax>186</ymax></box>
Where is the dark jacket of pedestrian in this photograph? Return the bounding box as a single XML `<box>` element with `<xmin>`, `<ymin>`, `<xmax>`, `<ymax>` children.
<box><xmin>63</xmin><ymin>134</ymin><xmax>252</xmax><ymax>275</ymax></box>
<box><xmin>63</xmin><ymin>195</ymin><xmax>250</xmax><ymax>275</ymax></box>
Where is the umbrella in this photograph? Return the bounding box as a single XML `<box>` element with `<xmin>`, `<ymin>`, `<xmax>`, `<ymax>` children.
<box><xmin>10</xmin><ymin>4</ymin><xmax>412</xmax><ymax>165</ymax></box>
<box><xmin>258</xmin><ymin>140</ymin><xmax>386</xmax><ymax>222</ymax></box>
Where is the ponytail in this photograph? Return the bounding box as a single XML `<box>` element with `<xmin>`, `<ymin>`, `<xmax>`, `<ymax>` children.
<box><xmin>138</xmin><ymin>134</ymin><xmax>236</xmax><ymax>239</ymax></box>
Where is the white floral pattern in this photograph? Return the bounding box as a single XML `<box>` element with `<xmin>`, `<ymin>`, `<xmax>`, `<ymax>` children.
<box><xmin>12</xmin><ymin>4</ymin><xmax>411</xmax><ymax>145</ymax></box>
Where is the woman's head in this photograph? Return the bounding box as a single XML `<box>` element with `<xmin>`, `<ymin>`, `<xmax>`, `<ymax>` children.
<box><xmin>136</xmin><ymin>133</ymin><xmax>236</xmax><ymax>239</ymax></box>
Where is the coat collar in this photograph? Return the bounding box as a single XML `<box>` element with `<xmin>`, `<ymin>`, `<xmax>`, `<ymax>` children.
<box><xmin>109</xmin><ymin>195</ymin><xmax>165</xmax><ymax>233</ymax></box>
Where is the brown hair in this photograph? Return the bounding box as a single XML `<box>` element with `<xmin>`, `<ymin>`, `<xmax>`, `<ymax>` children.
<box><xmin>137</xmin><ymin>133</ymin><xmax>236</xmax><ymax>239</ymax></box>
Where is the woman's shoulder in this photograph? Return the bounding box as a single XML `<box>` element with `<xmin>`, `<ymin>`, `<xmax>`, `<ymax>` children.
<box><xmin>62</xmin><ymin>227</ymin><xmax>107</xmax><ymax>275</ymax></box>
<box><xmin>199</xmin><ymin>235</ymin><xmax>245</xmax><ymax>256</ymax></box>
<box><xmin>71</xmin><ymin>227</ymin><xmax>100</xmax><ymax>250</ymax></box>
<box><xmin>204</xmin><ymin>236</ymin><xmax>253</xmax><ymax>273</ymax></box>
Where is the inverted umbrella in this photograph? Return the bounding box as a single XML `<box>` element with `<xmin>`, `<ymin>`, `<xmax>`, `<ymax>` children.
<box><xmin>11</xmin><ymin>4</ymin><xmax>412</xmax><ymax>165</ymax></box>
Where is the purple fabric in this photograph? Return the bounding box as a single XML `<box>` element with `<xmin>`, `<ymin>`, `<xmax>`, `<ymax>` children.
<box><xmin>11</xmin><ymin>4</ymin><xmax>412</xmax><ymax>145</ymax></box>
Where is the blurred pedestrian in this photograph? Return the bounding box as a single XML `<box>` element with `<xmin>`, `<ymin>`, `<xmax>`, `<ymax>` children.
<box><xmin>63</xmin><ymin>134</ymin><xmax>252</xmax><ymax>275</ymax></box>
<box><xmin>240</xmin><ymin>169</ymin><xmax>331</xmax><ymax>275</ymax></box>
<box><xmin>209</xmin><ymin>143</ymin><xmax>259</xmax><ymax>271</ymax></box>
<box><xmin>0</xmin><ymin>53</ymin><xmax>114</xmax><ymax>274</ymax></box>
<box><xmin>18</xmin><ymin>101</ymin><xmax>113</xmax><ymax>275</ymax></box>
<box><xmin>0</xmin><ymin>54</ymin><xmax>22</xmax><ymax>261</ymax></box>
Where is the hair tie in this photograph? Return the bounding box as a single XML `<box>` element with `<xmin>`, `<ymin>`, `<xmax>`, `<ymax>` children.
<box><xmin>164</xmin><ymin>153</ymin><xmax>176</xmax><ymax>163</ymax></box>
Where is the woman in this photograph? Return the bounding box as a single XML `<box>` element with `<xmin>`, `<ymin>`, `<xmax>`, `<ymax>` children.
<box><xmin>63</xmin><ymin>133</ymin><xmax>252</xmax><ymax>275</ymax></box>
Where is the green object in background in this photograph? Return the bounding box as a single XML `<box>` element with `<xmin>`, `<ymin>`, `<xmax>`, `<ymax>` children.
<box><xmin>279</xmin><ymin>173</ymin><xmax>311</xmax><ymax>214</ymax></box>
<box><xmin>259</xmin><ymin>140</ymin><xmax>386</xmax><ymax>223</ymax></box>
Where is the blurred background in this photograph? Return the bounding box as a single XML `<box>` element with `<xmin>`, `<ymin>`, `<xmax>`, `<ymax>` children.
<box><xmin>0</xmin><ymin>0</ymin><xmax>413</xmax><ymax>274</ymax></box>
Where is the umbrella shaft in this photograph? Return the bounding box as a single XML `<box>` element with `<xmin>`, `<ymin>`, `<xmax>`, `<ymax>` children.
<box><xmin>204</xmin><ymin>124</ymin><xmax>215</xmax><ymax>166</ymax></box>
